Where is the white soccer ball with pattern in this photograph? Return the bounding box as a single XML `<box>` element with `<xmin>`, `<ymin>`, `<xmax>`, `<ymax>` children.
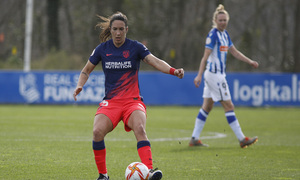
<box><xmin>125</xmin><ymin>162</ymin><xmax>150</xmax><ymax>180</ymax></box>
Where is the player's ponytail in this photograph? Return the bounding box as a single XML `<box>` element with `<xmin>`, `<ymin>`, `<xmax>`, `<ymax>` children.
<box><xmin>96</xmin><ymin>15</ymin><xmax>110</xmax><ymax>42</ymax></box>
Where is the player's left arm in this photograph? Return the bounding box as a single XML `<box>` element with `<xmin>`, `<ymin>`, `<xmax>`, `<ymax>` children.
<box><xmin>143</xmin><ymin>54</ymin><xmax>184</xmax><ymax>79</ymax></box>
<box><xmin>229</xmin><ymin>45</ymin><xmax>259</xmax><ymax>68</ymax></box>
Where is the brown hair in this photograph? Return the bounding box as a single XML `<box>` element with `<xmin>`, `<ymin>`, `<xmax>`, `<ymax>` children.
<box><xmin>96</xmin><ymin>12</ymin><xmax>128</xmax><ymax>42</ymax></box>
<box><xmin>212</xmin><ymin>4</ymin><xmax>230</xmax><ymax>28</ymax></box>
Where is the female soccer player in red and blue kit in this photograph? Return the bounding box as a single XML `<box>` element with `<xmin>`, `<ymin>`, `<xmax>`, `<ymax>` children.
<box><xmin>73</xmin><ymin>12</ymin><xmax>184</xmax><ymax>180</ymax></box>
<box><xmin>189</xmin><ymin>5</ymin><xmax>259</xmax><ymax>148</ymax></box>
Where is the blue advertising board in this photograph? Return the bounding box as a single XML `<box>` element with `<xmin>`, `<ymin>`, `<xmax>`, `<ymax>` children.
<box><xmin>0</xmin><ymin>71</ymin><xmax>104</xmax><ymax>104</ymax></box>
<box><xmin>228</xmin><ymin>73</ymin><xmax>300</xmax><ymax>106</ymax></box>
<box><xmin>0</xmin><ymin>71</ymin><xmax>299</xmax><ymax>106</ymax></box>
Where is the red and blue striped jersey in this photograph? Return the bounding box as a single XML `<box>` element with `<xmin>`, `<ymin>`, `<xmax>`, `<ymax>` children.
<box><xmin>89</xmin><ymin>38</ymin><xmax>150</xmax><ymax>100</ymax></box>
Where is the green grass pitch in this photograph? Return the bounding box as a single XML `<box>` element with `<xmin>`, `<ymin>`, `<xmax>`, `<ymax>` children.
<box><xmin>0</xmin><ymin>105</ymin><xmax>299</xmax><ymax>180</ymax></box>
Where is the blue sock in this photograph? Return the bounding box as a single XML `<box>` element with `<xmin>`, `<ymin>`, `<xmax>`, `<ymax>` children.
<box><xmin>93</xmin><ymin>140</ymin><xmax>105</xmax><ymax>150</ymax></box>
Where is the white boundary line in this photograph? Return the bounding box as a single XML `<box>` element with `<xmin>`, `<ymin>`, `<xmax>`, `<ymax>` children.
<box><xmin>106</xmin><ymin>132</ymin><xmax>227</xmax><ymax>142</ymax></box>
<box><xmin>12</xmin><ymin>132</ymin><xmax>227</xmax><ymax>142</ymax></box>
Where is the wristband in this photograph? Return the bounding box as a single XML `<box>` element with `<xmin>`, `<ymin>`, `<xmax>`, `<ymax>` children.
<box><xmin>169</xmin><ymin>68</ymin><xmax>176</xmax><ymax>75</ymax></box>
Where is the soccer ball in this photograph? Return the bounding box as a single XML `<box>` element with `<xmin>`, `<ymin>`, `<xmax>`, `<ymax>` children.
<box><xmin>125</xmin><ymin>162</ymin><xmax>150</xmax><ymax>180</ymax></box>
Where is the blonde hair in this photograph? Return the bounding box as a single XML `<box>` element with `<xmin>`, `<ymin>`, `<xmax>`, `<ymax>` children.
<box><xmin>212</xmin><ymin>4</ymin><xmax>230</xmax><ymax>28</ymax></box>
<box><xmin>96</xmin><ymin>12</ymin><xmax>128</xmax><ymax>42</ymax></box>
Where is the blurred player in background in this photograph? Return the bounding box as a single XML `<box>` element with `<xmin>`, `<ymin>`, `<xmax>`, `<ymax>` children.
<box><xmin>73</xmin><ymin>12</ymin><xmax>184</xmax><ymax>180</ymax></box>
<box><xmin>189</xmin><ymin>4</ymin><xmax>259</xmax><ymax>148</ymax></box>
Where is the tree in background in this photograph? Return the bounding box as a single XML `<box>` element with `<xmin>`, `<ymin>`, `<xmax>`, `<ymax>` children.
<box><xmin>0</xmin><ymin>0</ymin><xmax>299</xmax><ymax>72</ymax></box>
<box><xmin>293</xmin><ymin>0</ymin><xmax>300</xmax><ymax>72</ymax></box>
<box><xmin>47</xmin><ymin>0</ymin><xmax>60</xmax><ymax>50</ymax></box>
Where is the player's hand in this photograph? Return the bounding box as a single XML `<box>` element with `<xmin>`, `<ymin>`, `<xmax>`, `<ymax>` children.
<box><xmin>250</xmin><ymin>60</ymin><xmax>259</xmax><ymax>68</ymax></box>
<box><xmin>175</xmin><ymin>68</ymin><xmax>184</xmax><ymax>79</ymax></box>
<box><xmin>73</xmin><ymin>86</ymin><xmax>83</xmax><ymax>101</ymax></box>
<box><xmin>194</xmin><ymin>75</ymin><xmax>202</xmax><ymax>88</ymax></box>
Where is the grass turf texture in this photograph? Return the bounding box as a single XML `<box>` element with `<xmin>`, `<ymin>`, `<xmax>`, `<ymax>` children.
<box><xmin>0</xmin><ymin>105</ymin><xmax>299</xmax><ymax>180</ymax></box>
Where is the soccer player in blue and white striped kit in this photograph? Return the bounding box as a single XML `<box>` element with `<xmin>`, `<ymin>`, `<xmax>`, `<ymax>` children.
<box><xmin>189</xmin><ymin>4</ymin><xmax>259</xmax><ymax>148</ymax></box>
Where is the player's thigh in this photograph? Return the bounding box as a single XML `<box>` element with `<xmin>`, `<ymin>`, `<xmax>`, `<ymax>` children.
<box><xmin>203</xmin><ymin>72</ymin><xmax>220</xmax><ymax>99</ymax></box>
<box><xmin>93</xmin><ymin>114</ymin><xmax>114</xmax><ymax>139</ymax></box>
<box><xmin>127</xmin><ymin>110</ymin><xmax>147</xmax><ymax>131</ymax></box>
<box><xmin>127</xmin><ymin>110</ymin><xmax>148</xmax><ymax>141</ymax></box>
<box><xmin>123</xmin><ymin>99</ymin><xmax>147</xmax><ymax>132</ymax></box>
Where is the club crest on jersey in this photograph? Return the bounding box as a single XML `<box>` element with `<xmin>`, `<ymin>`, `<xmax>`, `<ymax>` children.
<box><xmin>123</xmin><ymin>50</ymin><xmax>130</xmax><ymax>58</ymax></box>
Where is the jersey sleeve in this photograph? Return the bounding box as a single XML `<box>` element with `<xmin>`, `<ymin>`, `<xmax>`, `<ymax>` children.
<box><xmin>205</xmin><ymin>29</ymin><xmax>217</xmax><ymax>49</ymax></box>
<box><xmin>226</xmin><ymin>31</ymin><xmax>233</xmax><ymax>48</ymax></box>
<box><xmin>89</xmin><ymin>44</ymin><xmax>102</xmax><ymax>65</ymax></box>
<box><xmin>136</xmin><ymin>41</ymin><xmax>150</xmax><ymax>60</ymax></box>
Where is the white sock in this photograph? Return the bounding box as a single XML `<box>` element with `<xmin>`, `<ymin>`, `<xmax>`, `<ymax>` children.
<box><xmin>229</xmin><ymin>120</ymin><xmax>245</xmax><ymax>141</ymax></box>
<box><xmin>225</xmin><ymin>111</ymin><xmax>245</xmax><ymax>141</ymax></box>
<box><xmin>191</xmin><ymin>118</ymin><xmax>206</xmax><ymax>139</ymax></box>
<box><xmin>191</xmin><ymin>109</ymin><xmax>208</xmax><ymax>139</ymax></box>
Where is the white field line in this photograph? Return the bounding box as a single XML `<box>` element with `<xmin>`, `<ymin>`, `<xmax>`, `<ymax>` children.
<box><xmin>107</xmin><ymin>132</ymin><xmax>227</xmax><ymax>142</ymax></box>
<box><xmin>12</xmin><ymin>132</ymin><xmax>227</xmax><ymax>142</ymax></box>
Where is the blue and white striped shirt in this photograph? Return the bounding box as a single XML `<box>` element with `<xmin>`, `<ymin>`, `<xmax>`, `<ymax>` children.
<box><xmin>205</xmin><ymin>28</ymin><xmax>233</xmax><ymax>74</ymax></box>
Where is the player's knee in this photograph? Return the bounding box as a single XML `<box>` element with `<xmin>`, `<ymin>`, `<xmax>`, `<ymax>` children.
<box><xmin>93</xmin><ymin>127</ymin><xmax>106</xmax><ymax>140</ymax></box>
<box><xmin>204</xmin><ymin>106</ymin><xmax>213</xmax><ymax>112</ymax></box>
<box><xmin>224</xmin><ymin>103</ymin><xmax>234</xmax><ymax>111</ymax></box>
<box><xmin>227</xmin><ymin>102</ymin><xmax>235</xmax><ymax>110</ymax></box>
<box><xmin>133</xmin><ymin>124</ymin><xmax>146</xmax><ymax>136</ymax></box>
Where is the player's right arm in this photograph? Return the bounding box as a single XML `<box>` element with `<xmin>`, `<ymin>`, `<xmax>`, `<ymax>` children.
<box><xmin>73</xmin><ymin>60</ymin><xmax>96</xmax><ymax>101</ymax></box>
<box><xmin>143</xmin><ymin>54</ymin><xmax>184</xmax><ymax>79</ymax></box>
<box><xmin>194</xmin><ymin>48</ymin><xmax>212</xmax><ymax>88</ymax></box>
